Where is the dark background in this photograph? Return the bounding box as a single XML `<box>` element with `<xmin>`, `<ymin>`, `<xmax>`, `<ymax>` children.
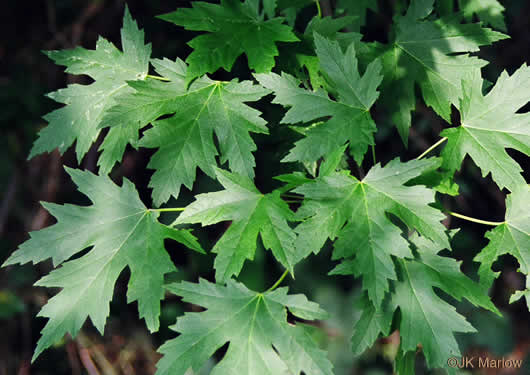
<box><xmin>1</xmin><ymin>0</ymin><xmax>529</xmax><ymax>374</ymax></box>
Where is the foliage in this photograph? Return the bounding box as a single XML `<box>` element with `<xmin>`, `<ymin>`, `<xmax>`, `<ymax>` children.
<box><xmin>158</xmin><ymin>278</ymin><xmax>333</xmax><ymax>375</ymax></box>
<box><xmin>3</xmin><ymin>1</ymin><xmax>529</xmax><ymax>375</ymax></box>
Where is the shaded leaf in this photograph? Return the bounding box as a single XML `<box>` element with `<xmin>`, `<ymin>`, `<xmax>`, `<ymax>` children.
<box><xmin>157</xmin><ymin>279</ymin><xmax>333</xmax><ymax>375</ymax></box>
<box><xmin>174</xmin><ymin>169</ymin><xmax>298</xmax><ymax>282</ymax></box>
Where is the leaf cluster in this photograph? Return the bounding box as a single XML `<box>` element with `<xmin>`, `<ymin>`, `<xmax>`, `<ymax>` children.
<box><xmin>3</xmin><ymin>1</ymin><xmax>529</xmax><ymax>374</ymax></box>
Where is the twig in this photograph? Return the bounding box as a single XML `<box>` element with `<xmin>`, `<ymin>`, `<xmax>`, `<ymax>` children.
<box><xmin>78</xmin><ymin>334</ymin><xmax>117</xmax><ymax>375</ymax></box>
<box><xmin>65</xmin><ymin>338</ymin><xmax>82</xmax><ymax>375</ymax></box>
<box><xmin>78</xmin><ymin>348</ymin><xmax>101</xmax><ymax>375</ymax></box>
<box><xmin>76</xmin><ymin>336</ymin><xmax>102</xmax><ymax>375</ymax></box>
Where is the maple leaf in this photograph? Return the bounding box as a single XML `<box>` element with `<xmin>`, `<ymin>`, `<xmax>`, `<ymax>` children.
<box><xmin>460</xmin><ymin>0</ymin><xmax>506</xmax><ymax>31</ymax></box>
<box><xmin>30</xmin><ymin>7</ymin><xmax>151</xmax><ymax>165</ymax></box>
<box><xmin>349</xmin><ymin>234</ymin><xmax>498</xmax><ymax>370</ymax></box>
<box><xmin>96</xmin><ymin>57</ymin><xmax>188</xmax><ymax>174</ymax></box>
<box><xmin>2</xmin><ymin>168</ymin><xmax>204</xmax><ymax>360</ymax></box>
<box><xmin>392</xmin><ymin>262</ymin><xmax>474</xmax><ymax>371</ymax></box>
<box><xmin>174</xmin><ymin>168</ymin><xmax>298</xmax><ymax>282</ymax></box>
<box><xmin>438</xmin><ymin>0</ymin><xmax>506</xmax><ymax>31</ymax></box>
<box><xmin>441</xmin><ymin>65</ymin><xmax>530</xmax><ymax>191</ymax></box>
<box><xmin>393</xmin><ymin>235</ymin><xmax>499</xmax><ymax>372</ymax></box>
<box><xmin>156</xmin><ymin>278</ymin><xmax>333</xmax><ymax>375</ymax></box>
<box><xmin>336</xmin><ymin>0</ymin><xmax>378</xmax><ymax>30</ymax></box>
<box><xmin>349</xmin><ymin>294</ymin><xmax>393</xmax><ymax>356</ymax></box>
<box><xmin>510</xmin><ymin>285</ymin><xmax>530</xmax><ymax>311</ymax></box>
<box><xmin>101</xmin><ymin>57</ymin><xmax>270</xmax><ymax>205</ymax></box>
<box><xmin>275</xmin><ymin>15</ymin><xmax>360</xmax><ymax>90</ymax></box>
<box><xmin>394</xmin><ymin>350</ymin><xmax>416</xmax><ymax>375</ymax></box>
<box><xmin>474</xmin><ymin>186</ymin><xmax>530</xmax><ymax>307</ymax></box>
<box><xmin>367</xmin><ymin>0</ymin><xmax>507</xmax><ymax>144</ymax></box>
<box><xmin>158</xmin><ymin>0</ymin><xmax>299</xmax><ymax>81</ymax></box>
<box><xmin>294</xmin><ymin>157</ymin><xmax>449</xmax><ymax>306</ymax></box>
<box><xmin>256</xmin><ymin>33</ymin><xmax>382</xmax><ymax>165</ymax></box>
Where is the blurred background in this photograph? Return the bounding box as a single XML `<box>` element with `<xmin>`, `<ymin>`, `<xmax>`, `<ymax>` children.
<box><xmin>1</xmin><ymin>0</ymin><xmax>529</xmax><ymax>374</ymax></box>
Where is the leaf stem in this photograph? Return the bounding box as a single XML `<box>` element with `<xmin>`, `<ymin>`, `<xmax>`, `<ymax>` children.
<box><xmin>416</xmin><ymin>137</ymin><xmax>448</xmax><ymax>160</ymax></box>
<box><xmin>315</xmin><ymin>0</ymin><xmax>322</xmax><ymax>18</ymax></box>
<box><xmin>371</xmin><ymin>145</ymin><xmax>376</xmax><ymax>165</ymax></box>
<box><xmin>149</xmin><ymin>207</ymin><xmax>185</xmax><ymax>212</ymax></box>
<box><xmin>146</xmin><ymin>74</ymin><xmax>170</xmax><ymax>82</ymax></box>
<box><xmin>448</xmin><ymin>211</ymin><xmax>504</xmax><ymax>226</ymax></box>
<box><xmin>266</xmin><ymin>270</ymin><xmax>290</xmax><ymax>292</ymax></box>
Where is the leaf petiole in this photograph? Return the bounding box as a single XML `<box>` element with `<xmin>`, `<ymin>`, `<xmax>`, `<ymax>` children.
<box><xmin>266</xmin><ymin>270</ymin><xmax>290</xmax><ymax>292</ymax></box>
<box><xmin>416</xmin><ymin>137</ymin><xmax>448</xmax><ymax>160</ymax></box>
<box><xmin>448</xmin><ymin>211</ymin><xmax>504</xmax><ymax>226</ymax></box>
<box><xmin>149</xmin><ymin>207</ymin><xmax>185</xmax><ymax>212</ymax></box>
<box><xmin>146</xmin><ymin>74</ymin><xmax>170</xmax><ymax>81</ymax></box>
<box><xmin>315</xmin><ymin>0</ymin><xmax>322</xmax><ymax>18</ymax></box>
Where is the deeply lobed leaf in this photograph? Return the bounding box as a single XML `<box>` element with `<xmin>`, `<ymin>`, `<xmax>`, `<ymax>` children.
<box><xmin>295</xmin><ymin>157</ymin><xmax>448</xmax><ymax>306</ymax></box>
<box><xmin>474</xmin><ymin>186</ymin><xmax>530</xmax><ymax>307</ymax></box>
<box><xmin>156</xmin><ymin>278</ymin><xmax>333</xmax><ymax>375</ymax></box>
<box><xmin>31</xmin><ymin>7</ymin><xmax>151</xmax><ymax>165</ymax></box>
<box><xmin>256</xmin><ymin>34</ymin><xmax>382</xmax><ymax>166</ymax></box>
<box><xmin>174</xmin><ymin>168</ymin><xmax>298</xmax><ymax>282</ymax></box>
<box><xmin>441</xmin><ymin>65</ymin><xmax>530</xmax><ymax>192</ymax></box>
<box><xmin>101</xmin><ymin>57</ymin><xmax>270</xmax><ymax>205</ymax></box>
<box><xmin>3</xmin><ymin>168</ymin><xmax>203</xmax><ymax>360</ymax></box>
<box><xmin>366</xmin><ymin>0</ymin><xmax>507</xmax><ymax>144</ymax></box>
<box><xmin>351</xmin><ymin>235</ymin><xmax>498</xmax><ymax>373</ymax></box>
<box><xmin>158</xmin><ymin>0</ymin><xmax>299</xmax><ymax>81</ymax></box>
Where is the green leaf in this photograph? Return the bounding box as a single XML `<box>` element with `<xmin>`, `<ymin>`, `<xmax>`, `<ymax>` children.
<box><xmin>441</xmin><ymin>65</ymin><xmax>530</xmax><ymax>192</ymax></box>
<box><xmin>30</xmin><ymin>6</ymin><xmax>151</xmax><ymax>165</ymax></box>
<box><xmin>510</xmin><ymin>281</ymin><xmax>530</xmax><ymax>310</ymax></box>
<box><xmin>174</xmin><ymin>169</ymin><xmax>298</xmax><ymax>282</ymax></box>
<box><xmin>296</xmin><ymin>157</ymin><xmax>448</xmax><ymax>306</ymax></box>
<box><xmin>405</xmin><ymin>0</ymin><xmax>435</xmax><ymax>19</ymax></box>
<box><xmin>390</xmin><ymin>232</ymin><xmax>500</xmax><ymax>371</ymax></box>
<box><xmin>157</xmin><ymin>279</ymin><xmax>333</xmax><ymax>375</ymax></box>
<box><xmin>369</xmin><ymin>0</ymin><xmax>507</xmax><ymax>144</ymax></box>
<box><xmin>474</xmin><ymin>186</ymin><xmax>530</xmax><ymax>306</ymax></box>
<box><xmin>336</xmin><ymin>0</ymin><xmax>378</xmax><ymax>30</ymax></box>
<box><xmin>460</xmin><ymin>0</ymin><xmax>506</xmax><ymax>31</ymax></box>
<box><xmin>102</xmin><ymin>57</ymin><xmax>270</xmax><ymax>205</ymax></box>
<box><xmin>394</xmin><ymin>350</ymin><xmax>416</xmax><ymax>375</ymax></box>
<box><xmin>347</xmin><ymin>233</ymin><xmax>496</xmax><ymax>371</ymax></box>
<box><xmin>158</xmin><ymin>0</ymin><xmax>298</xmax><ymax>81</ymax></box>
<box><xmin>393</xmin><ymin>257</ymin><xmax>476</xmax><ymax>372</ymax></box>
<box><xmin>304</xmin><ymin>16</ymin><xmax>359</xmax><ymax>39</ymax></box>
<box><xmin>303</xmin><ymin>15</ymin><xmax>362</xmax><ymax>50</ymax></box>
<box><xmin>277</xmin><ymin>0</ymin><xmax>313</xmax><ymax>12</ymax></box>
<box><xmin>349</xmin><ymin>295</ymin><xmax>393</xmax><ymax>356</ymax></box>
<box><xmin>407</xmin><ymin>169</ymin><xmax>460</xmax><ymax>196</ymax></box>
<box><xmin>256</xmin><ymin>34</ymin><xmax>382</xmax><ymax>165</ymax></box>
<box><xmin>96</xmin><ymin>57</ymin><xmax>188</xmax><ymax>174</ymax></box>
<box><xmin>276</xmin><ymin>16</ymin><xmax>362</xmax><ymax>90</ymax></box>
<box><xmin>263</xmin><ymin>0</ymin><xmax>277</xmax><ymax>18</ymax></box>
<box><xmin>435</xmin><ymin>0</ymin><xmax>454</xmax><ymax>16</ymax></box>
<box><xmin>2</xmin><ymin>168</ymin><xmax>203</xmax><ymax>360</ymax></box>
<box><xmin>409</xmin><ymin>233</ymin><xmax>499</xmax><ymax>314</ymax></box>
